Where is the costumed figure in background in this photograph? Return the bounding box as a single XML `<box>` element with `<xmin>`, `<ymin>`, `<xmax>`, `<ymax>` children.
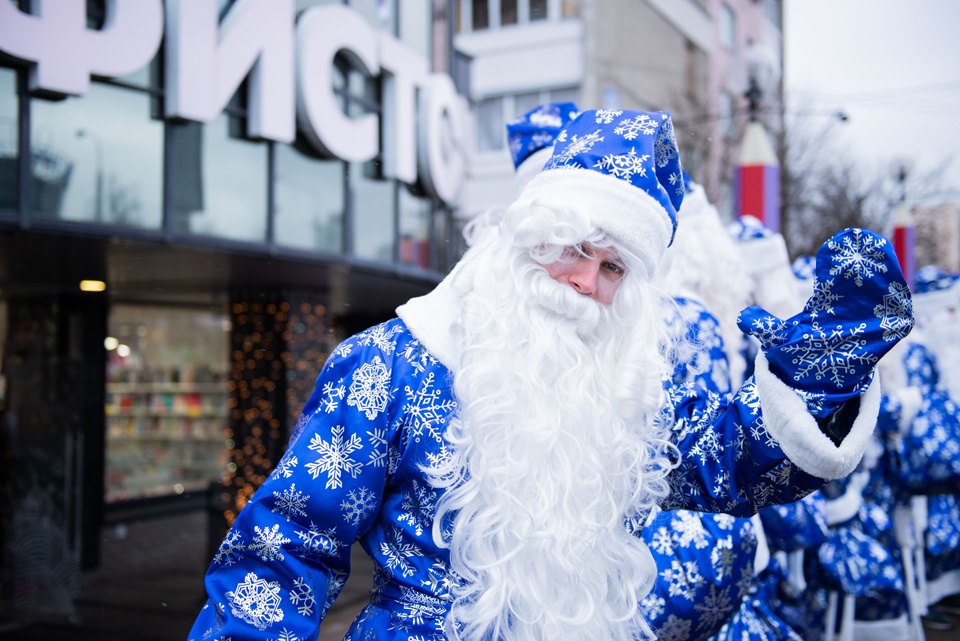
<box><xmin>188</xmin><ymin>109</ymin><xmax>912</xmax><ymax>641</ymax></box>
<box><xmin>642</xmin><ymin>174</ymin><xmax>787</xmax><ymax>641</ymax></box>
<box><xmin>893</xmin><ymin>266</ymin><xmax>960</xmax><ymax>630</ymax></box>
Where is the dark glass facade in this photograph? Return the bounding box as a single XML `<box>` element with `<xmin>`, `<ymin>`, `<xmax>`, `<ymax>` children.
<box><xmin>0</xmin><ymin>1</ymin><xmax>463</xmax><ymax>635</ymax></box>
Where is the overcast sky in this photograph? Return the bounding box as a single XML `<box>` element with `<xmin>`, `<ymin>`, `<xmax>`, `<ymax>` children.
<box><xmin>783</xmin><ymin>0</ymin><xmax>960</xmax><ymax>197</ymax></box>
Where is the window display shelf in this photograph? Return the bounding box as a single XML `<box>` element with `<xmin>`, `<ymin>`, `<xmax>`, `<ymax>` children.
<box><xmin>106</xmin><ymin>382</ymin><xmax>228</xmax><ymax>394</ymax></box>
<box><xmin>106</xmin><ymin>407</ymin><xmax>228</xmax><ymax>418</ymax></box>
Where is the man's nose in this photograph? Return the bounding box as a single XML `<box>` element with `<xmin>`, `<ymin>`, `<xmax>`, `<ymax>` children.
<box><xmin>567</xmin><ymin>258</ymin><xmax>600</xmax><ymax>296</ymax></box>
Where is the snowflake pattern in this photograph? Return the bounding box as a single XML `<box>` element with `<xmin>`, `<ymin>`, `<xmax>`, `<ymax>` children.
<box><xmin>341</xmin><ymin>486</ymin><xmax>378</xmax><ymax>526</ymax></box>
<box><xmin>294</xmin><ymin>522</ymin><xmax>340</xmax><ymax>560</ymax></box>
<box><xmin>780</xmin><ymin>321</ymin><xmax>877</xmax><ymax>389</ymax></box>
<box><xmin>544</xmin><ymin>130</ymin><xmax>604</xmax><ymax>169</ymax></box>
<box><xmin>319</xmin><ymin>379</ymin><xmax>346</xmax><ymax>413</ymax></box>
<box><xmin>873</xmin><ymin>280</ymin><xmax>913</xmax><ymax>341</ymax></box>
<box><xmin>654</xmin><ymin>117</ymin><xmax>680</xmax><ymax>168</ymax></box>
<box><xmin>827</xmin><ymin>228</ymin><xmax>889</xmax><ymax>287</ymax></box>
<box><xmin>272</xmin><ymin>484</ymin><xmax>309</xmax><ymax>522</ymax></box>
<box><xmin>593</xmin><ymin>147</ymin><xmax>651</xmax><ymax>181</ymax></box>
<box><xmin>398</xmin><ymin>479</ymin><xmax>438</xmax><ymax>536</ymax></box>
<box><xmin>214</xmin><ymin>529</ymin><xmax>246</xmax><ymax>566</ymax></box>
<box><xmin>806</xmin><ymin>277</ymin><xmax>843</xmax><ymax>319</ymax></box>
<box><xmin>613</xmin><ymin>113</ymin><xmax>658</xmax><ymax>139</ymax></box>
<box><xmin>250</xmin><ymin>524</ymin><xmax>291</xmax><ymax>562</ymax></box>
<box><xmin>356</xmin><ymin>323</ymin><xmax>402</xmax><ymax>354</ymax></box>
<box><xmin>306</xmin><ymin>425</ymin><xmax>364</xmax><ymax>489</ymax></box>
<box><xmin>273</xmin><ymin>454</ymin><xmax>298</xmax><ymax>479</ymax></box>
<box><xmin>288</xmin><ymin>577</ymin><xmax>315</xmax><ymax>616</ymax></box>
<box><xmin>594</xmin><ymin>109</ymin><xmax>623</xmax><ymax>124</ymax></box>
<box><xmin>347</xmin><ymin>356</ymin><xmax>392</xmax><ymax>420</ymax></box>
<box><xmin>403</xmin><ymin>372</ymin><xmax>458</xmax><ymax>445</ymax></box>
<box><xmin>226</xmin><ymin>572</ymin><xmax>285</xmax><ymax>631</ymax></box>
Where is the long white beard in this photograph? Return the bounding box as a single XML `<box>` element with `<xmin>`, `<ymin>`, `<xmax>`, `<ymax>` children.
<box><xmin>427</xmin><ymin>239</ymin><xmax>676</xmax><ymax>641</ymax></box>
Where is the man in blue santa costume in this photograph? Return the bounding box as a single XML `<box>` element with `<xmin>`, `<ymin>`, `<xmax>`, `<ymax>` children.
<box><xmin>188</xmin><ymin>109</ymin><xmax>913</xmax><ymax>641</ymax></box>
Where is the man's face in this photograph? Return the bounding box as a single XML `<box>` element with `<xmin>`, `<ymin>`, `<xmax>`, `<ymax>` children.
<box><xmin>544</xmin><ymin>243</ymin><xmax>626</xmax><ymax>306</ymax></box>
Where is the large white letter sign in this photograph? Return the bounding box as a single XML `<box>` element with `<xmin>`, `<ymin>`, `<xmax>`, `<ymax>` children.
<box><xmin>165</xmin><ymin>0</ymin><xmax>295</xmax><ymax>143</ymax></box>
<box><xmin>418</xmin><ymin>74</ymin><xmax>467</xmax><ymax>205</ymax></box>
<box><xmin>379</xmin><ymin>35</ymin><xmax>428</xmax><ymax>184</ymax></box>
<box><xmin>296</xmin><ymin>5</ymin><xmax>379</xmax><ymax>163</ymax></box>
<box><xmin>0</xmin><ymin>0</ymin><xmax>163</xmax><ymax>96</ymax></box>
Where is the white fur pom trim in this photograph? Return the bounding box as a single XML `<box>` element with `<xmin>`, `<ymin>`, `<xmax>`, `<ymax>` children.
<box><xmin>514</xmin><ymin>167</ymin><xmax>673</xmax><ymax>280</ymax></box>
<box><xmin>514</xmin><ymin>147</ymin><xmax>554</xmax><ymax>196</ymax></box>
<box><xmin>739</xmin><ymin>233</ymin><xmax>790</xmax><ymax>275</ymax></box>
<box><xmin>753</xmin><ymin>351</ymin><xmax>881</xmax><ymax>480</ymax></box>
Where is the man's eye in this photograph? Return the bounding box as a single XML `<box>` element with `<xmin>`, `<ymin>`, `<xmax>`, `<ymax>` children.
<box><xmin>603</xmin><ymin>261</ymin><xmax>625</xmax><ymax>276</ymax></box>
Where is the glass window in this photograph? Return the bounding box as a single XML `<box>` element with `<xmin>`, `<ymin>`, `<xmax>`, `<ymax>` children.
<box><xmin>0</xmin><ymin>67</ymin><xmax>18</xmax><ymax>215</ymax></box>
<box><xmin>399</xmin><ymin>187</ymin><xmax>432</xmax><ymax>269</ymax></box>
<box><xmin>720</xmin><ymin>4</ymin><xmax>736</xmax><ymax>50</ymax></box>
<box><xmin>105</xmin><ymin>304</ymin><xmax>231</xmax><ymax>503</ymax></box>
<box><xmin>168</xmin><ymin>114</ymin><xmax>268</xmax><ymax>241</ymax></box>
<box><xmin>351</xmin><ymin>163</ymin><xmax>396</xmax><ymax>262</ymax></box>
<box><xmin>274</xmin><ymin>143</ymin><xmax>345</xmax><ymax>254</ymax></box>
<box><xmin>30</xmin><ymin>83</ymin><xmax>163</xmax><ymax>228</ymax></box>
<box><xmin>472</xmin><ymin>0</ymin><xmax>490</xmax><ymax>30</ymax></box>
<box><xmin>477</xmin><ymin>96</ymin><xmax>504</xmax><ymax>152</ymax></box>
<box><xmin>399</xmin><ymin>0</ymin><xmax>432</xmax><ymax>58</ymax></box>
<box><xmin>529</xmin><ymin>0</ymin><xmax>548</xmax><ymax>21</ymax></box>
<box><xmin>501</xmin><ymin>0</ymin><xmax>518</xmax><ymax>26</ymax></box>
<box><xmin>549</xmin><ymin>86</ymin><xmax>580</xmax><ymax>105</ymax></box>
<box><xmin>513</xmin><ymin>91</ymin><xmax>542</xmax><ymax>118</ymax></box>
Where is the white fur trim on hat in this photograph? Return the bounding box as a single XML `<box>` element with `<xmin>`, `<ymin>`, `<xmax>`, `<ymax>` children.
<box><xmin>514</xmin><ymin>146</ymin><xmax>554</xmax><ymax>197</ymax></box>
<box><xmin>753</xmin><ymin>351</ymin><xmax>881</xmax><ymax>480</ymax></box>
<box><xmin>511</xmin><ymin>166</ymin><xmax>673</xmax><ymax>280</ymax></box>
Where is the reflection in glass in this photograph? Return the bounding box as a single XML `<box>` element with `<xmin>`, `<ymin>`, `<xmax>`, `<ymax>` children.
<box><xmin>30</xmin><ymin>83</ymin><xmax>163</xmax><ymax>227</ymax></box>
<box><xmin>351</xmin><ymin>163</ymin><xmax>395</xmax><ymax>262</ymax></box>
<box><xmin>477</xmin><ymin>96</ymin><xmax>504</xmax><ymax>152</ymax></box>
<box><xmin>530</xmin><ymin>0</ymin><xmax>548</xmax><ymax>21</ymax></box>
<box><xmin>514</xmin><ymin>91</ymin><xmax>541</xmax><ymax>118</ymax></box>
<box><xmin>399</xmin><ymin>187</ymin><xmax>432</xmax><ymax>269</ymax></box>
<box><xmin>501</xmin><ymin>0</ymin><xmax>518</xmax><ymax>25</ymax></box>
<box><xmin>105</xmin><ymin>304</ymin><xmax>230</xmax><ymax>503</ymax></box>
<box><xmin>169</xmin><ymin>114</ymin><xmax>268</xmax><ymax>242</ymax></box>
<box><xmin>274</xmin><ymin>143</ymin><xmax>345</xmax><ymax>254</ymax></box>
<box><xmin>0</xmin><ymin>67</ymin><xmax>18</xmax><ymax>214</ymax></box>
<box><xmin>472</xmin><ymin>0</ymin><xmax>489</xmax><ymax>30</ymax></box>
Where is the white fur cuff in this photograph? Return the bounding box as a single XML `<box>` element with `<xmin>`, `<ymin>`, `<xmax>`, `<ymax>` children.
<box><xmin>753</xmin><ymin>351</ymin><xmax>881</xmax><ymax>480</ymax></box>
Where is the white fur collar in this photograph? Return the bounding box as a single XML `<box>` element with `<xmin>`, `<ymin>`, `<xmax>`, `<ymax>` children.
<box><xmin>396</xmin><ymin>268</ymin><xmax>465</xmax><ymax>373</ymax></box>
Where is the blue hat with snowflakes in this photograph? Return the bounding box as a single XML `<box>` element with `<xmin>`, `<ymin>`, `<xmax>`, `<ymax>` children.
<box><xmin>507</xmin><ymin>102</ymin><xmax>580</xmax><ymax>170</ymax></box>
<box><xmin>507</xmin><ymin>102</ymin><xmax>580</xmax><ymax>195</ymax></box>
<box><xmin>512</xmin><ymin>108</ymin><xmax>684</xmax><ymax>278</ymax></box>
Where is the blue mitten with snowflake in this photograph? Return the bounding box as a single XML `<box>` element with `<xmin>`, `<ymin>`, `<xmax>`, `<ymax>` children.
<box><xmin>737</xmin><ymin>228</ymin><xmax>915</xmax><ymax>442</ymax></box>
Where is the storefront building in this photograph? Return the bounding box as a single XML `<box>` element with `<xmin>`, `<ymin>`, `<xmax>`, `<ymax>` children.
<box><xmin>0</xmin><ymin>0</ymin><xmax>469</xmax><ymax>633</ymax></box>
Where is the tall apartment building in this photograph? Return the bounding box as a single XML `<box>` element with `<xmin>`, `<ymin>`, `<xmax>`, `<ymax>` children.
<box><xmin>454</xmin><ymin>0</ymin><xmax>784</xmax><ymax>221</ymax></box>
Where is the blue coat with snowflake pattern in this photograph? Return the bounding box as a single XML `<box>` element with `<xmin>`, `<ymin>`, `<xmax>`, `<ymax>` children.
<box><xmin>188</xmin><ymin>317</ymin><xmax>876</xmax><ymax>641</ymax></box>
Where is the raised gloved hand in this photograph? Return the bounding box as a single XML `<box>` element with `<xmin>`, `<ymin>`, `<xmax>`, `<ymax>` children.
<box><xmin>737</xmin><ymin>228</ymin><xmax>915</xmax><ymax>425</ymax></box>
